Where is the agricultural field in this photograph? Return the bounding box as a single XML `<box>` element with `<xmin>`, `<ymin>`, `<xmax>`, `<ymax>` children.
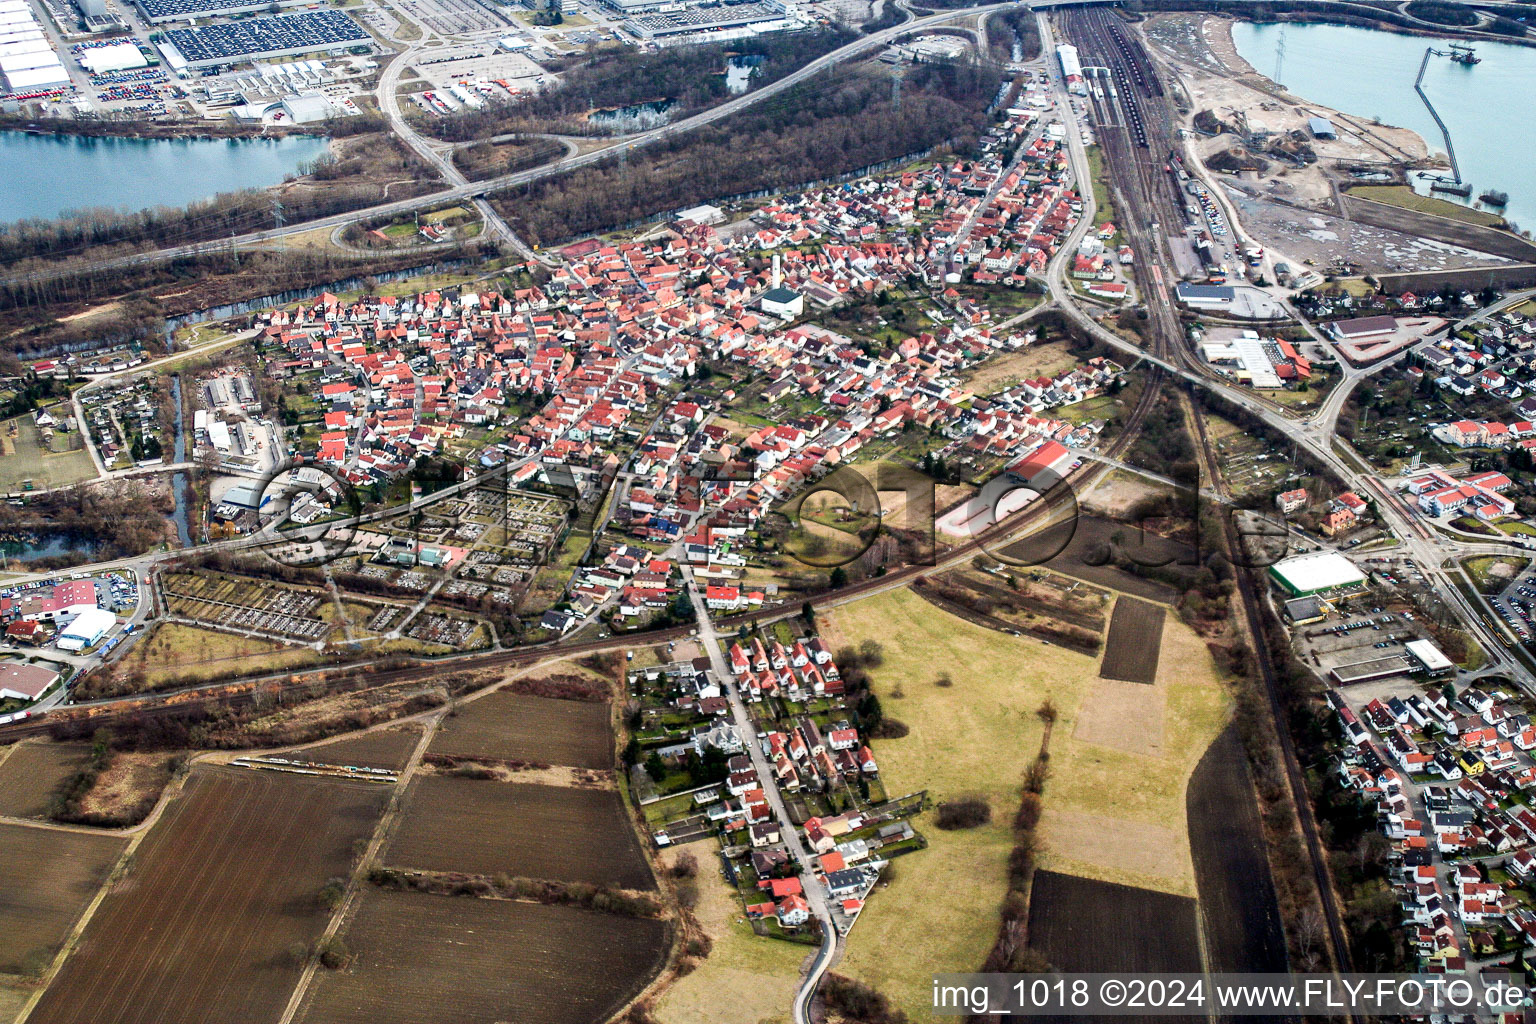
<box><xmin>1098</xmin><ymin>597</ymin><xmax>1166</xmax><ymax>684</ymax></box>
<box><xmin>0</xmin><ymin>823</ymin><xmax>125</xmax><ymax>977</ymax></box>
<box><xmin>0</xmin><ymin>743</ymin><xmax>93</xmax><ymax>819</ymax></box>
<box><xmin>29</xmin><ymin>767</ymin><xmax>388</xmax><ymax>1024</ymax></box>
<box><xmin>93</xmin><ymin>621</ymin><xmax>324</xmax><ymax>695</ymax></box>
<box><xmin>385</xmin><ymin>776</ymin><xmax>654</xmax><ymax>890</ymax></box>
<box><xmin>299</xmin><ymin>889</ymin><xmax>668</xmax><ymax>1024</ymax></box>
<box><xmin>0</xmin><ymin>415</ymin><xmax>95</xmax><ymax>492</ymax></box>
<box><xmin>298</xmin><ymin>723</ymin><xmax>424</xmax><ymax>771</ymax></box>
<box><xmin>429</xmin><ymin>690</ymin><xmax>613</xmax><ymax>769</ymax></box>
<box><xmin>1185</xmin><ymin>727</ymin><xmax>1288</xmax><ymax>973</ymax></box>
<box><xmin>1027</xmin><ymin>871</ymin><xmax>1203</xmax><ymax>1006</ymax></box>
<box><xmin>822</xmin><ymin>587</ymin><xmax>1229</xmax><ymax>1021</ymax></box>
<box><xmin>1017</xmin><ymin>515</ymin><xmax>1199</xmax><ymax>602</ymax></box>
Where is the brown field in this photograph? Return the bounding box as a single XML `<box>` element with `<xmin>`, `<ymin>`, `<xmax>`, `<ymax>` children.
<box><xmin>0</xmin><ymin>743</ymin><xmax>92</xmax><ymax>819</ymax></box>
<box><xmin>385</xmin><ymin>776</ymin><xmax>654</xmax><ymax>890</ymax></box>
<box><xmin>30</xmin><ymin>767</ymin><xmax>389</xmax><ymax>1024</ymax></box>
<box><xmin>299</xmin><ymin>889</ymin><xmax>669</xmax><ymax>1024</ymax></box>
<box><xmin>0</xmin><ymin>823</ymin><xmax>125</xmax><ymax>977</ymax></box>
<box><xmin>299</xmin><ymin>724</ymin><xmax>424</xmax><ymax>771</ymax></box>
<box><xmin>1008</xmin><ymin>515</ymin><xmax>1196</xmax><ymax>602</ymax></box>
<box><xmin>1027</xmin><ymin>870</ymin><xmax>1203</xmax><ymax>1024</ymax></box>
<box><xmin>1186</xmin><ymin>726</ymin><xmax>1287</xmax><ymax>973</ymax></box>
<box><xmin>75</xmin><ymin>751</ymin><xmax>178</xmax><ymax>824</ymax></box>
<box><xmin>1098</xmin><ymin>597</ymin><xmax>1166</xmax><ymax>684</ymax></box>
<box><xmin>429</xmin><ymin>691</ymin><xmax>613</xmax><ymax>769</ymax></box>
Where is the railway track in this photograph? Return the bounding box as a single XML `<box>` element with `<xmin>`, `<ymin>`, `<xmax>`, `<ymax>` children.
<box><xmin>1062</xmin><ymin>6</ymin><xmax>1355</xmax><ymax>981</ymax></box>
<box><xmin>1188</xmin><ymin>394</ymin><xmax>1356</xmax><ymax>978</ymax></box>
<box><xmin>0</xmin><ymin>347</ymin><xmax>1163</xmax><ymax>745</ymax></box>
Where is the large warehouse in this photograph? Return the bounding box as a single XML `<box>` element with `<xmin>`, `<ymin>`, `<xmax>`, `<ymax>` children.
<box><xmin>0</xmin><ymin>0</ymin><xmax>68</xmax><ymax>93</ymax></box>
<box><xmin>1268</xmin><ymin>551</ymin><xmax>1368</xmax><ymax>597</ymax></box>
<box><xmin>57</xmin><ymin>608</ymin><xmax>116</xmax><ymax>652</ymax></box>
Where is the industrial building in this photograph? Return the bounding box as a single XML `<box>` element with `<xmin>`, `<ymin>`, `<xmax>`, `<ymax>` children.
<box><xmin>1308</xmin><ymin>116</ymin><xmax>1336</xmax><ymax>140</ymax></box>
<box><xmin>1175</xmin><ymin>282</ymin><xmax>1236</xmax><ymax>309</ymax></box>
<box><xmin>1199</xmin><ymin>328</ymin><xmax>1312</xmax><ymax>389</ymax></box>
<box><xmin>1330</xmin><ymin>654</ymin><xmax>1415</xmax><ymax>686</ymax></box>
<box><xmin>0</xmin><ymin>0</ymin><xmax>68</xmax><ymax>94</ymax></box>
<box><xmin>77</xmin><ymin>42</ymin><xmax>148</xmax><ymax>75</ymax></box>
<box><xmin>57</xmin><ymin>607</ymin><xmax>116</xmax><ymax>652</ymax></box>
<box><xmin>0</xmin><ymin>663</ymin><xmax>59</xmax><ymax>702</ymax></box>
<box><xmin>759</xmin><ymin>286</ymin><xmax>803</xmax><ymax>319</ymax></box>
<box><xmin>1268</xmin><ymin>551</ymin><xmax>1368</xmax><ymax>598</ymax></box>
<box><xmin>622</xmin><ymin>1</ymin><xmax>791</xmax><ymax>42</ymax></box>
<box><xmin>1405</xmin><ymin>638</ymin><xmax>1454</xmax><ymax>674</ymax></box>
<box><xmin>1056</xmin><ymin>43</ymin><xmax>1085</xmax><ymax>95</ymax></box>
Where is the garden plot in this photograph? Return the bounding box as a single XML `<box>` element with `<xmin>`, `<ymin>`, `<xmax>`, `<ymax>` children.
<box><xmin>164</xmin><ymin>573</ymin><xmax>328</xmax><ymax>642</ymax></box>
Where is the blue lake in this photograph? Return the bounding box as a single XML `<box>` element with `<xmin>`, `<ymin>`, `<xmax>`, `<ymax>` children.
<box><xmin>0</xmin><ymin>131</ymin><xmax>332</xmax><ymax>224</ymax></box>
<box><xmin>1232</xmin><ymin>21</ymin><xmax>1536</xmax><ymax>231</ymax></box>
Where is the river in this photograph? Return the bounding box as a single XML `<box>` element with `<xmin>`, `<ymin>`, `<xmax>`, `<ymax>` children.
<box><xmin>1231</xmin><ymin>22</ymin><xmax>1536</xmax><ymax>231</ymax></box>
<box><xmin>0</xmin><ymin>131</ymin><xmax>331</xmax><ymax>225</ymax></box>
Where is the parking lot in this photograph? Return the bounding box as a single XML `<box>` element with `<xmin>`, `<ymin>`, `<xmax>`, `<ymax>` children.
<box><xmin>393</xmin><ymin>0</ymin><xmax>509</xmax><ymax>37</ymax></box>
<box><xmin>1488</xmin><ymin>568</ymin><xmax>1536</xmax><ymax>644</ymax></box>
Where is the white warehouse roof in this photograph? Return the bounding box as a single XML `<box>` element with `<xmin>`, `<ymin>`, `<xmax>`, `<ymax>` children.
<box><xmin>57</xmin><ymin>607</ymin><xmax>116</xmax><ymax>650</ymax></box>
<box><xmin>1269</xmin><ymin>551</ymin><xmax>1367</xmax><ymax>595</ymax></box>
<box><xmin>3</xmin><ymin>63</ymin><xmax>69</xmax><ymax>90</ymax></box>
<box><xmin>1406</xmin><ymin>639</ymin><xmax>1453</xmax><ymax>673</ymax></box>
<box><xmin>78</xmin><ymin>41</ymin><xmax>147</xmax><ymax>74</ymax></box>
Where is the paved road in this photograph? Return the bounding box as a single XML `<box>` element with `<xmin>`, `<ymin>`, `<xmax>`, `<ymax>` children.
<box><xmin>682</xmin><ymin>565</ymin><xmax>838</xmax><ymax>1024</ymax></box>
<box><xmin>16</xmin><ymin>0</ymin><xmax>1521</xmax><ymax>286</ymax></box>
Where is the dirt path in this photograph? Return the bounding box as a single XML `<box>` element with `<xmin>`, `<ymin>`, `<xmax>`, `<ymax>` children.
<box><xmin>275</xmin><ymin>712</ymin><xmax>445</xmax><ymax>1024</ymax></box>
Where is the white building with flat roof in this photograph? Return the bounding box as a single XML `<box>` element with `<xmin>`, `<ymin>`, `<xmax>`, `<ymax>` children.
<box><xmin>57</xmin><ymin>608</ymin><xmax>116</xmax><ymax>651</ymax></box>
<box><xmin>1269</xmin><ymin>551</ymin><xmax>1367</xmax><ymax>597</ymax></box>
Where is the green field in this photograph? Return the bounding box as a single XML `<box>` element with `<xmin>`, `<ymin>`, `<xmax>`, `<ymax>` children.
<box><xmin>822</xmin><ymin>587</ymin><xmax>1229</xmax><ymax>1021</ymax></box>
<box><xmin>0</xmin><ymin>415</ymin><xmax>96</xmax><ymax>491</ymax></box>
<box><xmin>1350</xmin><ymin>185</ymin><xmax>1506</xmax><ymax>228</ymax></box>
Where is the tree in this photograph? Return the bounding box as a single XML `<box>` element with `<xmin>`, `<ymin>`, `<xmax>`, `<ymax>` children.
<box><xmin>644</xmin><ymin>751</ymin><xmax>666</xmax><ymax>781</ymax></box>
<box><xmin>829</xmin><ymin>566</ymin><xmax>848</xmax><ymax>588</ymax></box>
<box><xmin>318</xmin><ymin>938</ymin><xmax>349</xmax><ymax>970</ymax></box>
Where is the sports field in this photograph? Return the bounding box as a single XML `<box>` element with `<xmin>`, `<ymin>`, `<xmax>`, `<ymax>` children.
<box><xmin>822</xmin><ymin>586</ymin><xmax>1229</xmax><ymax>1020</ymax></box>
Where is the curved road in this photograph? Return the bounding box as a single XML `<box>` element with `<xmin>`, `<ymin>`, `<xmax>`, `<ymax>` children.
<box><xmin>10</xmin><ymin>0</ymin><xmax>1519</xmax><ymax>287</ymax></box>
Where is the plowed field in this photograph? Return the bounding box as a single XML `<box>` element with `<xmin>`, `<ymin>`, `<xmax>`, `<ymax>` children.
<box><xmin>298</xmin><ymin>889</ymin><xmax>669</xmax><ymax>1024</ymax></box>
<box><xmin>385</xmin><ymin>776</ymin><xmax>654</xmax><ymax>890</ymax></box>
<box><xmin>29</xmin><ymin>767</ymin><xmax>388</xmax><ymax>1024</ymax></box>
<box><xmin>428</xmin><ymin>691</ymin><xmax>612</xmax><ymax>768</ymax></box>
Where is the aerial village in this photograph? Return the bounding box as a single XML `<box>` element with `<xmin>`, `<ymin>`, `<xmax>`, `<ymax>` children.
<box><xmin>629</xmin><ymin>625</ymin><xmax>914</xmax><ymax>942</ymax></box>
<box><xmin>227</xmin><ymin>110</ymin><xmax>1129</xmax><ymax>636</ymax></box>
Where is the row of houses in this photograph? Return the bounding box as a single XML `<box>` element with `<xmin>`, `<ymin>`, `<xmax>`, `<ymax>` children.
<box><xmin>1330</xmin><ymin>683</ymin><xmax>1536</xmax><ymax>970</ymax></box>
